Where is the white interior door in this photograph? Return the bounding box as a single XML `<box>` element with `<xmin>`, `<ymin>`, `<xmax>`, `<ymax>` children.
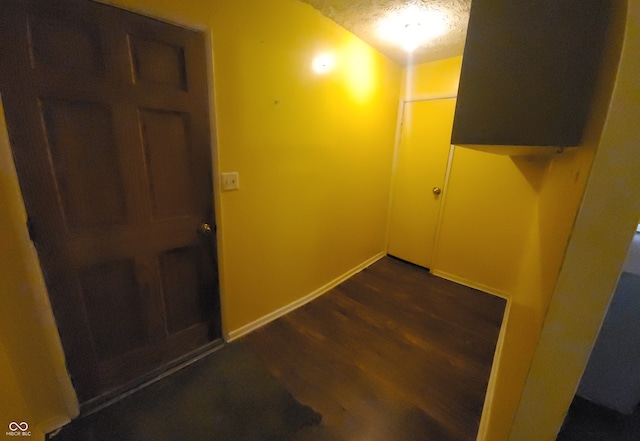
<box><xmin>388</xmin><ymin>98</ymin><xmax>456</xmax><ymax>268</ymax></box>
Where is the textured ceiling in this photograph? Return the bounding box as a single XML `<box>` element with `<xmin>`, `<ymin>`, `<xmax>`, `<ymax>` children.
<box><xmin>300</xmin><ymin>0</ymin><xmax>471</xmax><ymax>65</ymax></box>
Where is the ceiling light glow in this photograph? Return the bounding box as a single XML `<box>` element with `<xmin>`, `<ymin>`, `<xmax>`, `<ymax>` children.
<box><xmin>377</xmin><ymin>5</ymin><xmax>448</xmax><ymax>53</ymax></box>
<box><xmin>312</xmin><ymin>52</ymin><xmax>336</xmax><ymax>74</ymax></box>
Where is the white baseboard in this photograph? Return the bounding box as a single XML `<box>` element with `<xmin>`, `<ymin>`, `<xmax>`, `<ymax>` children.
<box><xmin>227</xmin><ymin>252</ymin><xmax>386</xmax><ymax>341</ymax></box>
<box><xmin>430</xmin><ymin>268</ymin><xmax>513</xmax><ymax>441</ymax></box>
<box><xmin>430</xmin><ymin>269</ymin><xmax>511</xmax><ymax>300</ymax></box>
<box><xmin>475</xmin><ymin>299</ymin><xmax>511</xmax><ymax>441</ymax></box>
<box><xmin>428</xmin><ymin>269</ymin><xmax>512</xmax><ymax>441</ymax></box>
<box><xmin>427</xmin><ymin>269</ymin><xmax>513</xmax><ymax>441</ymax></box>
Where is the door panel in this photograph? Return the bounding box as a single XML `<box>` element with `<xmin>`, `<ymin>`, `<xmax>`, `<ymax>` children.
<box><xmin>79</xmin><ymin>259</ymin><xmax>147</xmax><ymax>359</ymax></box>
<box><xmin>28</xmin><ymin>14</ymin><xmax>105</xmax><ymax>74</ymax></box>
<box><xmin>139</xmin><ymin>109</ymin><xmax>196</xmax><ymax>219</ymax></box>
<box><xmin>0</xmin><ymin>0</ymin><xmax>220</xmax><ymax>404</ymax></box>
<box><xmin>42</xmin><ymin>98</ymin><xmax>128</xmax><ymax>232</ymax></box>
<box><xmin>130</xmin><ymin>36</ymin><xmax>187</xmax><ymax>90</ymax></box>
<box><xmin>388</xmin><ymin>99</ymin><xmax>456</xmax><ymax>268</ymax></box>
<box><xmin>160</xmin><ymin>246</ymin><xmax>207</xmax><ymax>333</ymax></box>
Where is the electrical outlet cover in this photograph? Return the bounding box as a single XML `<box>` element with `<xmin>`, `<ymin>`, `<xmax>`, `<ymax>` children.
<box><xmin>221</xmin><ymin>172</ymin><xmax>239</xmax><ymax>191</ymax></box>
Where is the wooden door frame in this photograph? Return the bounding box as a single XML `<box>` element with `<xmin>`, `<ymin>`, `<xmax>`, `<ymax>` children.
<box><xmin>385</xmin><ymin>94</ymin><xmax>457</xmax><ymax>271</ymax></box>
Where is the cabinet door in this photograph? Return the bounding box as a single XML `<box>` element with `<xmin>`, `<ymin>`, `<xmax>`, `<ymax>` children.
<box><xmin>452</xmin><ymin>0</ymin><xmax>612</xmax><ymax>146</ymax></box>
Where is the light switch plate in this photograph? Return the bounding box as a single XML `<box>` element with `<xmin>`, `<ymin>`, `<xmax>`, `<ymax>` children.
<box><xmin>221</xmin><ymin>172</ymin><xmax>239</xmax><ymax>191</ymax></box>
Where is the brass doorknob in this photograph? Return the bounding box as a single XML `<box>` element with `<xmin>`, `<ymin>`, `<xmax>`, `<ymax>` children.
<box><xmin>432</xmin><ymin>187</ymin><xmax>442</xmax><ymax>195</ymax></box>
<box><xmin>198</xmin><ymin>223</ymin><xmax>213</xmax><ymax>236</ymax></box>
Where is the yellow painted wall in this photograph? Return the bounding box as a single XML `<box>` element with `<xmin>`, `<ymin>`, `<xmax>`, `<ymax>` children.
<box><xmin>0</xmin><ymin>101</ymin><xmax>78</xmax><ymax>439</ymax></box>
<box><xmin>208</xmin><ymin>0</ymin><xmax>401</xmax><ymax>332</ymax></box>
<box><xmin>105</xmin><ymin>0</ymin><xmax>401</xmax><ymax>333</ymax></box>
<box><xmin>508</xmin><ymin>1</ymin><xmax>637</xmax><ymax>439</ymax></box>
<box><xmin>480</xmin><ymin>148</ymin><xmax>598</xmax><ymax>441</ymax></box>
<box><xmin>434</xmin><ymin>151</ymin><xmax>545</xmax><ymax>295</ymax></box>
<box><xmin>2</xmin><ymin>2</ymin><xmax>630</xmax><ymax>440</ymax></box>
<box><xmin>0</xmin><ymin>338</ymin><xmax>32</xmax><ymax>437</ymax></box>
<box><xmin>487</xmin><ymin>2</ymin><xmax>629</xmax><ymax>439</ymax></box>
<box><xmin>401</xmin><ymin>56</ymin><xmax>462</xmax><ymax>98</ymax></box>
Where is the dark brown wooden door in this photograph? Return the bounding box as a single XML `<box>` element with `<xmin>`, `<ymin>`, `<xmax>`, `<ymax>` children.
<box><xmin>0</xmin><ymin>0</ymin><xmax>221</xmax><ymax>404</ymax></box>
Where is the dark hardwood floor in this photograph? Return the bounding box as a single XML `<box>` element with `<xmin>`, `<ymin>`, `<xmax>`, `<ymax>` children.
<box><xmin>242</xmin><ymin>256</ymin><xmax>506</xmax><ymax>441</ymax></box>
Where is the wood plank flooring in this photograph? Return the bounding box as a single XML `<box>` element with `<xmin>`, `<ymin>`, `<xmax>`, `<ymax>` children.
<box><xmin>242</xmin><ymin>256</ymin><xmax>506</xmax><ymax>441</ymax></box>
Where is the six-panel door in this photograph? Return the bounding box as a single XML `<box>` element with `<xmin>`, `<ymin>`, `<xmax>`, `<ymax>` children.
<box><xmin>0</xmin><ymin>0</ymin><xmax>220</xmax><ymax>403</ymax></box>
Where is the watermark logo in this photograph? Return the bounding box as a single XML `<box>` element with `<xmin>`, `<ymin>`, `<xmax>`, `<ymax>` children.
<box><xmin>5</xmin><ymin>422</ymin><xmax>30</xmax><ymax>437</ymax></box>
